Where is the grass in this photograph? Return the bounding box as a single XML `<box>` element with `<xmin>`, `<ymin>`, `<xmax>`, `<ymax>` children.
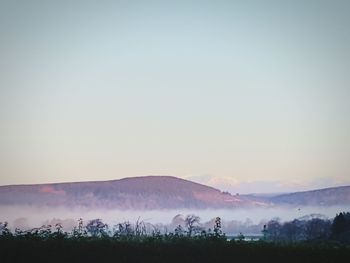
<box><xmin>1</xmin><ymin>236</ymin><xmax>349</xmax><ymax>263</ymax></box>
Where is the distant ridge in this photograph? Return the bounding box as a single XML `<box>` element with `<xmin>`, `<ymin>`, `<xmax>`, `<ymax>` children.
<box><xmin>0</xmin><ymin>176</ymin><xmax>348</xmax><ymax>209</ymax></box>
<box><xmin>268</xmin><ymin>185</ymin><xmax>350</xmax><ymax>206</ymax></box>
<box><xmin>0</xmin><ymin>176</ymin><xmax>255</xmax><ymax>209</ymax></box>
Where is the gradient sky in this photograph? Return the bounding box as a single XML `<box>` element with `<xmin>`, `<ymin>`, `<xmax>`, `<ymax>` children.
<box><xmin>0</xmin><ymin>0</ymin><xmax>349</xmax><ymax>193</ymax></box>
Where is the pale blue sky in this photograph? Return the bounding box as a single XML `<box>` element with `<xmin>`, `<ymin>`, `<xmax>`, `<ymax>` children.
<box><xmin>0</xmin><ymin>0</ymin><xmax>349</xmax><ymax>192</ymax></box>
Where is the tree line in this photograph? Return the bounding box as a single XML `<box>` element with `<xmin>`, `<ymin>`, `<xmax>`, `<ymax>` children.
<box><xmin>0</xmin><ymin>214</ymin><xmax>225</xmax><ymax>241</ymax></box>
<box><xmin>1</xmin><ymin>212</ymin><xmax>350</xmax><ymax>263</ymax></box>
<box><xmin>262</xmin><ymin>212</ymin><xmax>350</xmax><ymax>244</ymax></box>
<box><xmin>1</xmin><ymin>212</ymin><xmax>350</xmax><ymax>244</ymax></box>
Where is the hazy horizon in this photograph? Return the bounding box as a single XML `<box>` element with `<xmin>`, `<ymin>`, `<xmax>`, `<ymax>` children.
<box><xmin>1</xmin><ymin>0</ymin><xmax>350</xmax><ymax>193</ymax></box>
<box><xmin>0</xmin><ymin>174</ymin><xmax>349</xmax><ymax>195</ymax></box>
<box><xmin>1</xmin><ymin>204</ymin><xmax>349</xmax><ymax>235</ymax></box>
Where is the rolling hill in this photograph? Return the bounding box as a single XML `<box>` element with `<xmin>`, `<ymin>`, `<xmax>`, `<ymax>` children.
<box><xmin>0</xmin><ymin>176</ymin><xmax>254</xmax><ymax>209</ymax></box>
<box><xmin>0</xmin><ymin>176</ymin><xmax>349</xmax><ymax>209</ymax></box>
<box><xmin>267</xmin><ymin>185</ymin><xmax>350</xmax><ymax>206</ymax></box>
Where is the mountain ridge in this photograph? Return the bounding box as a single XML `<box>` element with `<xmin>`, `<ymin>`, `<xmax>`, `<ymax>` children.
<box><xmin>0</xmin><ymin>176</ymin><xmax>251</xmax><ymax>209</ymax></box>
<box><xmin>0</xmin><ymin>176</ymin><xmax>349</xmax><ymax>209</ymax></box>
<box><xmin>267</xmin><ymin>185</ymin><xmax>350</xmax><ymax>206</ymax></box>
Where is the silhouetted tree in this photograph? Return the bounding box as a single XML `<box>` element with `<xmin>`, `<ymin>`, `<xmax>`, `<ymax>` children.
<box><xmin>266</xmin><ymin>219</ymin><xmax>282</xmax><ymax>242</ymax></box>
<box><xmin>262</xmin><ymin>224</ymin><xmax>268</xmax><ymax>241</ymax></box>
<box><xmin>86</xmin><ymin>219</ymin><xmax>108</xmax><ymax>237</ymax></box>
<box><xmin>305</xmin><ymin>218</ymin><xmax>331</xmax><ymax>241</ymax></box>
<box><xmin>113</xmin><ymin>221</ymin><xmax>134</xmax><ymax>237</ymax></box>
<box><xmin>280</xmin><ymin>219</ymin><xmax>305</xmax><ymax>242</ymax></box>
<box><xmin>185</xmin><ymin>214</ymin><xmax>201</xmax><ymax>236</ymax></box>
<box><xmin>51</xmin><ymin>223</ymin><xmax>67</xmax><ymax>239</ymax></box>
<box><xmin>72</xmin><ymin>218</ymin><xmax>87</xmax><ymax>238</ymax></box>
<box><xmin>0</xmin><ymin>222</ymin><xmax>11</xmax><ymax>236</ymax></box>
<box><xmin>134</xmin><ymin>218</ymin><xmax>147</xmax><ymax>236</ymax></box>
<box><xmin>214</xmin><ymin>217</ymin><xmax>222</xmax><ymax>237</ymax></box>
<box><xmin>174</xmin><ymin>225</ymin><xmax>184</xmax><ymax>236</ymax></box>
<box><xmin>237</xmin><ymin>232</ymin><xmax>245</xmax><ymax>242</ymax></box>
<box><xmin>332</xmin><ymin>212</ymin><xmax>350</xmax><ymax>243</ymax></box>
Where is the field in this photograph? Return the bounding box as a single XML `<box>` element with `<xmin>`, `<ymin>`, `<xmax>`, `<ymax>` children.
<box><xmin>1</xmin><ymin>236</ymin><xmax>350</xmax><ymax>263</ymax></box>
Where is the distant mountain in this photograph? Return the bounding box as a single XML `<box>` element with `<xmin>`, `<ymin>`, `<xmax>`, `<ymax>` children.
<box><xmin>1</xmin><ymin>176</ymin><xmax>348</xmax><ymax>209</ymax></box>
<box><xmin>0</xmin><ymin>176</ymin><xmax>259</xmax><ymax>209</ymax></box>
<box><xmin>267</xmin><ymin>185</ymin><xmax>350</xmax><ymax>206</ymax></box>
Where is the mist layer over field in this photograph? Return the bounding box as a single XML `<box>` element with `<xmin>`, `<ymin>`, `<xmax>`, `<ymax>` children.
<box><xmin>1</xmin><ymin>205</ymin><xmax>348</xmax><ymax>234</ymax></box>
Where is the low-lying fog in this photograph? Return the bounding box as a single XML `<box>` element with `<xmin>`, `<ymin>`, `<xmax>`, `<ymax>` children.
<box><xmin>1</xmin><ymin>205</ymin><xmax>349</xmax><ymax>235</ymax></box>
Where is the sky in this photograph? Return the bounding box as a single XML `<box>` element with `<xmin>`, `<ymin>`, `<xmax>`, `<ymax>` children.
<box><xmin>0</xmin><ymin>0</ymin><xmax>349</xmax><ymax>193</ymax></box>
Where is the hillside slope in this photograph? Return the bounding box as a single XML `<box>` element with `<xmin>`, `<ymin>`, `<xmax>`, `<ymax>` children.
<box><xmin>268</xmin><ymin>185</ymin><xmax>350</xmax><ymax>206</ymax></box>
<box><xmin>0</xmin><ymin>176</ymin><xmax>252</xmax><ymax>209</ymax></box>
